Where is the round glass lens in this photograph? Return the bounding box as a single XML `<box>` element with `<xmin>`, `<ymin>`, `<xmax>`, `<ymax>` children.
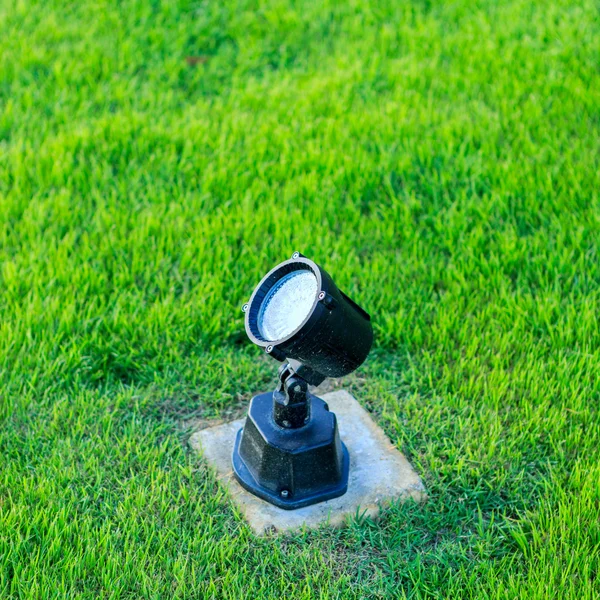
<box><xmin>257</xmin><ymin>270</ymin><xmax>318</xmax><ymax>341</ymax></box>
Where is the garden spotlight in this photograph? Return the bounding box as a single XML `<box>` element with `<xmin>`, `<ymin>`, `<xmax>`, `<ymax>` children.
<box><xmin>232</xmin><ymin>252</ymin><xmax>373</xmax><ymax>509</ymax></box>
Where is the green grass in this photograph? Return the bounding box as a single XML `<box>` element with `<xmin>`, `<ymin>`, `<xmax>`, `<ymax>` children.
<box><xmin>1</xmin><ymin>0</ymin><xmax>599</xmax><ymax>597</ymax></box>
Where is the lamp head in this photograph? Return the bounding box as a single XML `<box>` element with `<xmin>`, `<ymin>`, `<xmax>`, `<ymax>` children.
<box><xmin>243</xmin><ymin>252</ymin><xmax>373</xmax><ymax>382</ymax></box>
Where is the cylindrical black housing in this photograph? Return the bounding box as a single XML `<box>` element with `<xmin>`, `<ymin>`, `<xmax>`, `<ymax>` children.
<box><xmin>244</xmin><ymin>255</ymin><xmax>373</xmax><ymax>379</ymax></box>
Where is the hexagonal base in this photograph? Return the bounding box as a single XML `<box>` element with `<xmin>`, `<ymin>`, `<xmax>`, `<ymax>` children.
<box><xmin>233</xmin><ymin>429</ymin><xmax>349</xmax><ymax>509</ymax></box>
<box><xmin>231</xmin><ymin>392</ymin><xmax>349</xmax><ymax>509</ymax></box>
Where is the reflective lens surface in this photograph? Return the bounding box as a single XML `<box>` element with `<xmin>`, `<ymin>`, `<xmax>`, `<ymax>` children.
<box><xmin>257</xmin><ymin>270</ymin><xmax>318</xmax><ymax>341</ymax></box>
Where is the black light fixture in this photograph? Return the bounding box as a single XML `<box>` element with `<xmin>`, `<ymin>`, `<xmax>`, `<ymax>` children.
<box><xmin>232</xmin><ymin>252</ymin><xmax>373</xmax><ymax>509</ymax></box>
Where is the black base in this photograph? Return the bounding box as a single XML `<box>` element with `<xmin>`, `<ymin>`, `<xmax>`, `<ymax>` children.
<box><xmin>232</xmin><ymin>392</ymin><xmax>349</xmax><ymax>510</ymax></box>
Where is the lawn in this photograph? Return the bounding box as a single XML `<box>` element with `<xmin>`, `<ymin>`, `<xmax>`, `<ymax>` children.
<box><xmin>1</xmin><ymin>0</ymin><xmax>599</xmax><ymax>597</ymax></box>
